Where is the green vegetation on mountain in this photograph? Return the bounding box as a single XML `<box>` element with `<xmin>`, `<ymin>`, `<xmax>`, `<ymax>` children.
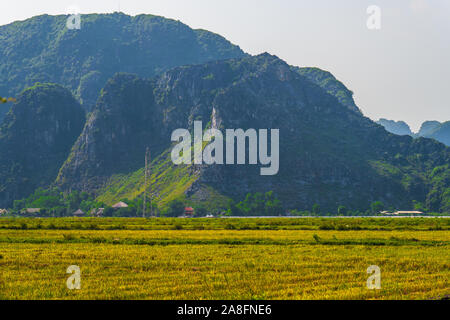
<box><xmin>226</xmin><ymin>191</ymin><xmax>283</xmax><ymax>216</ymax></box>
<box><xmin>55</xmin><ymin>54</ymin><xmax>450</xmax><ymax>213</ymax></box>
<box><xmin>294</xmin><ymin>67</ymin><xmax>361</xmax><ymax>114</ymax></box>
<box><xmin>94</xmin><ymin>149</ymin><xmax>202</xmax><ymax>209</ymax></box>
<box><xmin>11</xmin><ymin>187</ymin><xmax>102</xmax><ymax>217</ymax></box>
<box><xmin>0</xmin><ymin>12</ymin><xmax>246</xmax><ymax>122</ymax></box>
<box><xmin>0</xmin><ymin>83</ymin><xmax>85</xmax><ymax>207</ymax></box>
<box><xmin>0</xmin><ymin>14</ymin><xmax>448</xmax><ymax>214</ymax></box>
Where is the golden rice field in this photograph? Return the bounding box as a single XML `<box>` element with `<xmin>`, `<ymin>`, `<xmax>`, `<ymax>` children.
<box><xmin>0</xmin><ymin>218</ymin><xmax>449</xmax><ymax>300</ymax></box>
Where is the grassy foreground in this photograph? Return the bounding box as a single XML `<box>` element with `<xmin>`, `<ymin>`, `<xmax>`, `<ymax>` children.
<box><xmin>0</xmin><ymin>218</ymin><xmax>448</xmax><ymax>300</ymax></box>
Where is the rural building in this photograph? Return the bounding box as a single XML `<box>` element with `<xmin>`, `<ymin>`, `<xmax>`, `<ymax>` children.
<box><xmin>25</xmin><ymin>208</ymin><xmax>40</xmax><ymax>214</ymax></box>
<box><xmin>184</xmin><ymin>207</ymin><xmax>194</xmax><ymax>216</ymax></box>
<box><xmin>395</xmin><ymin>211</ymin><xmax>423</xmax><ymax>215</ymax></box>
<box><xmin>73</xmin><ymin>209</ymin><xmax>85</xmax><ymax>217</ymax></box>
<box><xmin>90</xmin><ymin>208</ymin><xmax>104</xmax><ymax>217</ymax></box>
<box><xmin>112</xmin><ymin>202</ymin><xmax>129</xmax><ymax>209</ymax></box>
<box><xmin>382</xmin><ymin>210</ymin><xmax>423</xmax><ymax>215</ymax></box>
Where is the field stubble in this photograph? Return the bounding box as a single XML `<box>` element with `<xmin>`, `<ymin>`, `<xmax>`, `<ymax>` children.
<box><xmin>0</xmin><ymin>218</ymin><xmax>448</xmax><ymax>300</ymax></box>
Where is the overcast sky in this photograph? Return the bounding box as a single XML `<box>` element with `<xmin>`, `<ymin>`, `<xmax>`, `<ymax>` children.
<box><xmin>1</xmin><ymin>0</ymin><xmax>449</xmax><ymax>131</ymax></box>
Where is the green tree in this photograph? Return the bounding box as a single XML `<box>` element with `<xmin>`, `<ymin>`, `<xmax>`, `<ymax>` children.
<box><xmin>195</xmin><ymin>206</ymin><xmax>208</xmax><ymax>217</ymax></box>
<box><xmin>264</xmin><ymin>191</ymin><xmax>283</xmax><ymax>216</ymax></box>
<box><xmin>115</xmin><ymin>207</ymin><xmax>137</xmax><ymax>217</ymax></box>
<box><xmin>370</xmin><ymin>201</ymin><xmax>384</xmax><ymax>214</ymax></box>
<box><xmin>412</xmin><ymin>200</ymin><xmax>425</xmax><ymax>212</ymax></box>
<box><xmin>226</xmin><ymin>200</ymin><xmax>242</xmax><ymax>216</ymax></box>
<box><xmin>252</xmin><ymin>192</ymin><xmax>265</xmax><ymax>215</ymax></box>
<box><xmin>337</xmin><ymin>205</ymin><xmax>347</xmax><ymax>215</ymax></box>
<box><xmin>312</xmin><ymin>204</ymin><xmax>320</xmax><ymax>215</ymax></box>
<box><xmin>102</xmin><ymin>206</ymin><xmax>114</xmax><ymax>217</ymax></box>
<box><xmin>166</xmin><ymin>200</ymin><xmax>185</xmax><ymax>217</ymax></box>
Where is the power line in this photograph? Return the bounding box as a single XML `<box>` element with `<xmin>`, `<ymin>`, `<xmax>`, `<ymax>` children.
<box><xmin>143</xmin><ymin>147</ymin><xmax>152</xmax><ymax>218</ymax></box>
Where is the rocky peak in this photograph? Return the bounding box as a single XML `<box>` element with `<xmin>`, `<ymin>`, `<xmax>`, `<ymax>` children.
<box><xmin>0</xmin><ymin>83</ymin><xmax>85</xmax><ymax>207</ymax></box>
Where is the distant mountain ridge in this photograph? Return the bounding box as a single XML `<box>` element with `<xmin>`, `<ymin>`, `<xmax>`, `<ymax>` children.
<box><xmin>417</xmin><ymin>121</ymin><xmax>450</xmax><ymax>146</ymax></box>
<box><xmin>0</xmin><ymin>13</ymin><xmax>369</xmax><ymax>210</ymax></box>
<box><xmin>295</xmin><ymin>67</ymin><xmax>361</xmax><ymax>114</ymax></box>
<box><xmin>0</xmin><ymin>12</ymin><xmax>246</xmax><ymax>122</ymax></box>
<box><xmin>378</xmin><ymin>118</ymin><xmax>450</xmax><ymax>146</ymax></box>
<box><xmin>0</xmin><ymin>83</ymin><xmax>85</xmax><ymax>206</ymax></box>
<box><xmin>418</xmin><ymin>121</ymin><xmax>442</xmax><ymax>137</ymax></box>
<box><xmin>0</xmin><ymin>13</ymin><xmax>448</xmax><ymax>213</ymax></box>
<box><xmin>376</xmin><ymin>119</ymin><xmax>413</xmax><ymax>136</ymax></box>
<box><xmin>55</xmin><ymin>54</ymin><xmax>449</xmax><ymax>212</ymax></box>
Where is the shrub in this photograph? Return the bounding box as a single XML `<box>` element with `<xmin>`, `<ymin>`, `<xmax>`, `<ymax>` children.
<box><xmin>63</xmin><ymin>234</ymin><xmax>76</xmax><ymax>240</ymax></box>
<box><xmin>312</xmin><ymin>204</ymin><xmax>320</xmax><ymax>215</ymax></box>
<box><xmin>166</xmin><ymin>200</ymin><xmax>185</xmax><ymax>217</ymax></box>
<box><xmin>319</xmin><ymin>224</ymin><xmax>335</xmax><ymax>230</ymax></box>
<box><xmin>173</xmin><ymin>224</ymin><xmax>183</xmax><ymax>230</ymax></box>
<box><xmin>225</xmin><ymin>223</ymin><xmax>236</xmax><ymax>230</ymax></box>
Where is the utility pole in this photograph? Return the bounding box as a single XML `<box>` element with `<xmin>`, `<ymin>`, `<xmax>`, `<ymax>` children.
<box><xmin>143</xmin><ymin>147</ymin><xmax>151</xmax><ymax>218</ymax></box>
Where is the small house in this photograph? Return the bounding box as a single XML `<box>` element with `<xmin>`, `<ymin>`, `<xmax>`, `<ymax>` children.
<box><xmin>25</xmin><ymin>208</ymin><xmax>40</xmax><ymax>214</ymax></box>
<box><xmin>184</xmin><ymin>207</ymin><xmax>194</xmax><ymax>216</ymax></box>
<box><xmin>92</xmin><ymin>208</ymin><xmax>104</xmax><ymax>217</ymax></box>
<box><xmin>73</xmin><ymin>209</ymin><xmax>85</xmax><ymax>217</ymax></box>
<box><xmin>89</xmin><ymin>208</ymin><xmax>104</xmax><ymax>217</ymax></box>
<box><xmin>112</xmin><ymin>202</ymin><xmax>129</xmax><ymax>209</ymax></box>
<box><xmin>394</xmin><ymin>211</ymin><xmax>423</xmax><ymax>215</ymax></box>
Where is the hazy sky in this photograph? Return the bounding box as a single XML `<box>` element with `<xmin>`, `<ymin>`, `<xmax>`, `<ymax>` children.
<box><xmin>1</xmin><ymin>0</ymin><xmax>449</xmax><ymax>131</ymax></box>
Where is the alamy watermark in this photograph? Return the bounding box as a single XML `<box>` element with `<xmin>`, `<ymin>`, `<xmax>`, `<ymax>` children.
<box><xmin>66</xmin><ymin>265</ymin><xmax>81</xmax><ymax>290</ymax></box>
<box><xmin>367</xmin><ymin>5</ymin><xmax>381</xmax><ymax>30</ymax></box>
<box><xmin>66</xmin><ymin>5</ymin><xmax>81</xmax><ymax>30</ymax></box>
<box><xmin>171</xmin><ymin>121</ymin><xmax>279</xmax><ymax>176</ymax></box>
<box><xmin>366</xmin><ymin>265</ymin><xmax>381</xmax><ymax>289</ymax></box>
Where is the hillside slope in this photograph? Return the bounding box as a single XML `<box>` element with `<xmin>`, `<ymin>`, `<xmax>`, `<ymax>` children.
<box><xmin>0</xmin><ymin>13</ymin><xmax>246</xmax><ymax>122</ymax></box>
<box><xmin>0</xmin><ymin>83</ymin><xmax>85</xmax><ymax>207</ymax></box>
<box><xmin>56</xmin><ymin>54</ymin><xmax>450</xmax><ymax>212</ymax></box>
<box><xmin>295</xmin><ymin>67</ymin><xmax>361</xmax><ymax>114</ymax></box>
<box><xmin>417</xmin><ymin>121</ymin><xmax>450</xmax><ymax>146</ymax></box>
<box><xmin>377</xmin><ymin>119</ymin><xmax>449</xmax><ymax>147</ymax></box>
<box><xmin>376</xmin><ymin>119</ymin><xmax>413</xmax><ymax>136</ymax></box>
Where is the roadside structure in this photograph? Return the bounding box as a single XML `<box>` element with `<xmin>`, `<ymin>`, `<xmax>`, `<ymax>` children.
<box><xmin>73</xmin><ymin>209</ymin><xmax>85</xmax><ymax>217</ymax></box>
<box><xmin>112</xmin><ymin>202</ymin><xmax>129</xmax><ymax>209</ymax></box>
